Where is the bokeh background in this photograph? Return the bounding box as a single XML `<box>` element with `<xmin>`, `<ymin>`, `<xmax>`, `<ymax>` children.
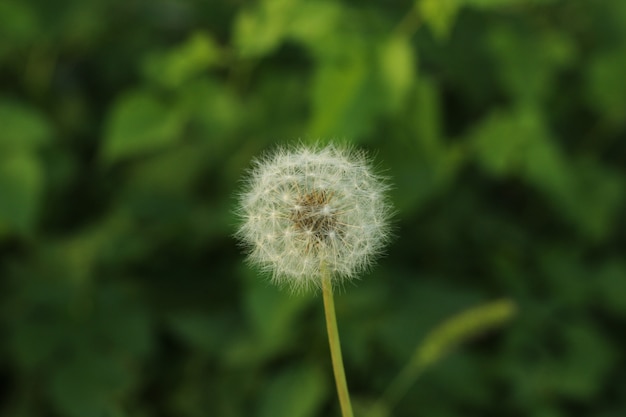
<box><xmin>2</xmin><ymin>0</ymin><xmax>626</xmax><ymax>416</ymax></box>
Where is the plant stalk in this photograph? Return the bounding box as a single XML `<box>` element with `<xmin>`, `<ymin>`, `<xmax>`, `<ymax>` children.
<box><xmin>321</xmin><ymin>269</ymin><xmax>354</xmax><ymax>417</ymax></box>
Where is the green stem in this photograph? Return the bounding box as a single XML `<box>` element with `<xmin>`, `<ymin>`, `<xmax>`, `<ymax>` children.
<box><xmin>321</xmin><ymin>270</ymin><xmax>354</xmax><ymax>417</ymax></box>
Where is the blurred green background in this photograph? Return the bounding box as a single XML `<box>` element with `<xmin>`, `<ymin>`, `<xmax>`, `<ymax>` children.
<box><xmin>1</xmin><ymin>0</ymin><xmax>626</xmax><ymax>416</ymax></box>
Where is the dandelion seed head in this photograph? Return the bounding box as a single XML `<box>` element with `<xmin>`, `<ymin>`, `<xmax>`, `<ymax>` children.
<box><xmin>235</xmin><ymin>143</ymin><xmax>393</xmax><ymax>291</ymax></box>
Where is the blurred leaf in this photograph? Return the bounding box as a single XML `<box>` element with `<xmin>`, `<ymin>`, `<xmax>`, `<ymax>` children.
<box><xmin>472</xmin><ymin>106</ymin><xmax>623</xmax><ymax>239</ymax></box>
<box><xmin>309</xmin><ymin>36</ymin><xmax>383</xmax><ymax>138</ymax></box>
<box><xmin>412</xmin><ymin>76</ymin><xmax>442</xmax><ymax>146</ymax></box>
<box><xmin>287</xmin><ymin>1</ymin><xmax>341</xmax><ymax>46</ymax></box>
<box><xmin>587</xmin><ymin>48</ymin><xmax>626</xmax><ymax>126</ymax></box>
<box><xmin>471</xmin><ymin>107</ymin><xmax>564</xmax><ymax>179</ymax></box>
<box><xmin>102</xmin><ymin>90</ymin><xmax>186</xmax><ymax>163</ymax></box>
<box><xmin>93</xmin><ymin>284</ymin><xmax>154</xmax><ymax>359</ymax></box>
<box><xmin>388</xmin><ymin>77</ymin><xmax>463</xmax><ymax>213</ymax></box>
<box><xmin>554</xmin><ymin>158</ymin><xmax>623</xmax><ymax>240</ymax></box>
<box><xmin>142</xmin><ymin>32</ymin><xmax>220</xmax><ymax>89</ymax></box>
<box><xmin>257</xmin><ymin>364</ymin><xmax>328</xmax><ymax>417</ymax></box>
<box><xmin>380</xmin><ymin>280</ymin><xmax>484</xmax><ymax>360</ymax></box>
<box><xmin>487</xmin><ymin>26</ymin><xmax>575</xmax><ymax>103</ymax></box>
<box><xmin>378</xmin><ymin>35</ymin><xmax>417</xmax><ymax>111</ymax></box>
<box><xmin>244</xmin><ymin>276</ymin><xmax>312</xmax><ymax>351</ymax></box>
<box><xmin>538</xmin><ymin>247</ymin><xmax>590</xmax><ymax>308</ymax></box>
<box><xmin>373</xmin><ymin>298</ymin><xmax>516</xmax><ymax>416</ymax></box>
<box><xmin>0</xmin><ymin>0</ymin><xmax>40</xmax><ymax>51</ymax></box>
<box><xmin>166</xmin><ymin>311</ymin><xmax>234</xmax><ymax>354</ymax></box>
<box><xmin>465</xmin><ymin>0</ymin><xmax>518</xmax><ymax>5</ymax></box>
<box><xmin>234</xmin><ymin>0</ymin><xmax>299</xmax><ymax>57</ymax></box>
<box><xmin>48</xmin><ymin>351</ymin><xmax>132</xmax><ymax>417</ymax></box>
<box><xmin>595</xmin><ymin>260</ymin><xmax>626</xmax><ymax>317</ymax></box>
<box><xmin>418</xmin><ymin>0</ymin><xmax>463</xmax><ymax>40</ymax></box>
<box><xmin>178</xmin><ymin>78</ymin><xmax>242</xmax><ymax>138</ymax></box>
<box><xmin>0</xmin><ymin>153</ymin><xmax>43</xmax><ymax>234</ymax></box>
<box><xmin>125</xmin><ymin>143</ymin><xmax>210</xmax><ymax>195</ymax></box>
<box><xmin>415</xmin><ymin>299</ymin><xmax>516</xmax><ymax>368</ymax></box>
<box><xmin>536</xmin><ymin>322</ymin><xmax>616</xmax><ymax>400</ymax></box>
<box><xmin>0</xmin><ymin>100</ymin><xmax>51</xmax><ymax>151</ymax></box>
<box><xmin>6</xmin><ymin>278</ymin><xmax>75</xmax><ymax>371</ymax></box>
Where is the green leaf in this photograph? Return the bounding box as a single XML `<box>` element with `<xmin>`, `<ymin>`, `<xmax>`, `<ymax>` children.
<box><xmin>0</xmin><ymin>153</ymin><xmax>43</xmax><ymax>234</ymax></box>
<box><xmin>178</xmin><ymin>79</ymin><xmax>242</xmax><ymax>138</ymax></box>
<box><xmin>286</xmin><ymin>1</ymin><xmax>341</xmax><ymax>46</ymax></box>
<box><xmin>487</xmin><ymin>26</ymin><xmax>575</xmax><ymax>103</ymax></box>
<box><xmin>0</xmin><ymin>100</ymin><xmax>51</xmax><ymax>152</ymax></box>
<box><xmin>553</xmin><ymin>158</ymin><xmax>624</xmax><ymax>240</ymax></box>
<box><xmin>234</xmin><ymin>0</ymin><xmax>299</xmax><ymax>57</ymax></box>
<box><xmin>244</xmin><ymin>276</ymin><xmax>312</xmax><ymax>347</ymax></box>
<box><xmin>48</xmin><ymin>351</ymin><xmax>132</xmax><ymax>417</ymax></box>
<box><xmin>596</xmin><ymin>260</ymin><xmax>626</xmax><ymax>317</ymax></box>
<box><xmin>542</xmin><ymin>322</ymin><xmax>615</xmax><ymax>399</ymax></box>
<box><xmin>471</xmin><ymin>107</ymin><xmax>623</xmax><ymax>239</ymax></box>
<box><xmin>166</xmin><ymin>311</ymin><xmax>233</xmax><ymax>354</ymax></box>
<box><xmin>466</xmin><ymin>0</ymin><xmax>533</xmax><ymax>8</ymax></box>
<box><xmin>378</xmin><ymin>35</ymin><xmax>417</xmax><ymax>110</ymax></box>
<box><xmin>142</xmin><ymin>32</ymin><xmax>220</xmax><ymax>89</ymax></box>
<box><xmin>308</xmin><ymin>36</ymin><xmax>383</xmax><ymax>138</ymax></box>
<box><xmin>257</xmin><ymin>364</ymin><xmax>328</xmax><ymax>417</ymax></box>
<box><xmin>471</xmin><ymin>107</ymin><xmax>570</xmax><ymax>191</ymax></box>
<box><xmin>414</xmin><ymin>299</ymin><xmax>516</xmax><ymax>368</ymax></box>
<box><xmin>0</xmin><ymin>0</ymin><xmax>40</xmax><ymax>51</ymax></box>
<box><xmin>375</xmin><ymin>298</ymin><xmax>516</xmax><ymax>414</ymax></box>
<box><xmin>418</xmin><ymin>0</ymin><xmax>463</xmax><ymax>40</ymax></box>
<box><xmin>102</xmin><ymin>90</ymin><xmax>186</xmax><ymax>163</ymax></box>
<box><xmin>587</xmin><ymin>48</ymin><xmax>626</xmax><ymax>126</ymax></box>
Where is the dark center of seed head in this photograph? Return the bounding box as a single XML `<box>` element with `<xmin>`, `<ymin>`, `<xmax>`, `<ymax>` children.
<box><xmin>290</xmin><ymin>190</ymin><xmax>341</xmax><ymax>245</ymax></box>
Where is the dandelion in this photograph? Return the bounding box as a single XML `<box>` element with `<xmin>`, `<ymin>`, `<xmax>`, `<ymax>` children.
<box><xmin>235</xmin><ymin>142</ymin><xmax>393</xmax><ymax>291</ymax></box>
<box><xmin>235</xmin><ymin>143</ymin><xmax>393</xmax><ymax>417</ymax></box>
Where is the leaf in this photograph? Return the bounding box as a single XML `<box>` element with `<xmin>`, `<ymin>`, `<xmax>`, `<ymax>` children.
<box><xmin>233</xmin><ymin>0</ymin><xmax>299</xmax><ymax>57</ymax></box>
<box><xmin>595</xmin><ymin>260</ymin><xmax>626</xmax><ymax>317</ymax></box>
<box><xmin>525</xmin><ymin>322</ymin><xmax>616</xmax><ymax>400</ymax></box>
<box><xmin>0</xmin><ymin>100</ymin><xmax>51</xmax><ymax>151</ymax></box>
<box><xmin>378</xmin><ymin>35</ymin><xmax>417</xmax><ymax>111</ymax></box>
<box><xmin>553</xmin><ymin>158</ymin><xmax>624</xmax><ymax>241</ymax></box>
<box><xmin>0</xmin><ymin>153</ymin><xmax>43</xmax><ymax>234</ymax></box>
<box><xmin>487</xmin><ymin>26</ymin><xmax>575</xmax><ymax>103</ymax></box>
<box><xmin>244</xmin><ymin>276</ymin><xmax>312</xmax><ymax>347</ymax></box>
<box><xmin>308</xmin><ymin>36</ymin><xmax>383</xmax><ymax>138</ymax></box>
<box><xmin>0</xmin><ymin>0</ymin><xmax>40</xmax><ymax>50</ymax></box>
<box><xmin>466</xmin><ymin>0</ymin><xmax>536</xmax><ymax>8</ymax></box>
<box><xmin>142</xmin><ymin>32</ymin><xmax>220</xmax><ymax>89</ymax></box>
<box><xmin>178</xmin><ymin>78</ymin><xmax>242</xmax><ymax>137</ymax></box>
<box><xmin>471</xmin><ymin>107</ymin><xmax>570</xmax><ymax>189</ymax></box>
<box><xmin>166</xmin><ymin>311</ymin><xmax>233</xmax><ymax>354</ymax></box>
<box><xmin>48</xmin><ymin>351</ymin><xmax>132</xmax><ymax>417</ymax></box>
<box><xmin>224</xmin><ymin>270</ymin><xmax>314</xmax><ymax>366</ymax></box>
<box><xmin>286</xmin><ymin>1</ymin><xmax>341</xmax><ymax>45</ymax></box>
<box><xmin>418</xmin><ymin>0</ymin><xmax>463</xmax><ymax>40</ymax></box>
<box><xmin>374</xmin><ymin>298</ymin><xmax>516</xmax><ymax>415</ymax></box>
<box><xmin>101</xmin><ymin>90</ymin><xmax>186</xmax><ymax>163</ymax></box>
<box><xmin>414</xmin><ymin>299</ymin><xmax>516</xmax><ymax>369</ymax></box>
<box><xmin>257</xmin><ymin>364</ymin><xmax>328</xmax><ymax>417</ymax></box>
<box><xmin>587</xmin><ymin>48</ymin><xmax>626</xmax><ymax>126</ymax></box>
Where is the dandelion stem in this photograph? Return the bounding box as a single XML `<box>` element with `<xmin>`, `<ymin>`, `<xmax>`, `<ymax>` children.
<box><xmin>321</xmin><ymin>266</ymin><xmax>354</xmax><ymax>417</ymax></box>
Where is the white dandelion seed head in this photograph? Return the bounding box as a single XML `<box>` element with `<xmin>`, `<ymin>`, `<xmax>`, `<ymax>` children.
<box><xmin>235</xmin><ymin>143</ymin><xmax>393</xmax><ymax>291</ymax></box>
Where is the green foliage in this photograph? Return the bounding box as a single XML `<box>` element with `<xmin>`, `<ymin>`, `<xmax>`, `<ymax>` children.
<box><xmin>415</xmin><ymin>299</ymin><xmax>516</xmax><ymax>369</ymax></box>
<box><xmin>102</xmin><ymin>90</ymin><xmax>187</xmax><ymax>163</ymax></box>
<box><xmin>1</xmin><ymin>0</ymin><xmax>626</xmax><ymax>416</ymax></box>
<box><xmin>258</xmin><ymin>364</ymin><xmax>328</xmax><ymax>417</ymax></box>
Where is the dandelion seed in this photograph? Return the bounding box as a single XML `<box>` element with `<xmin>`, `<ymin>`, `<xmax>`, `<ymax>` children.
<box><xmin>235</xmin><ymin>143</ymin><xmax>393</xmax><ymax>291</ymax></box>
